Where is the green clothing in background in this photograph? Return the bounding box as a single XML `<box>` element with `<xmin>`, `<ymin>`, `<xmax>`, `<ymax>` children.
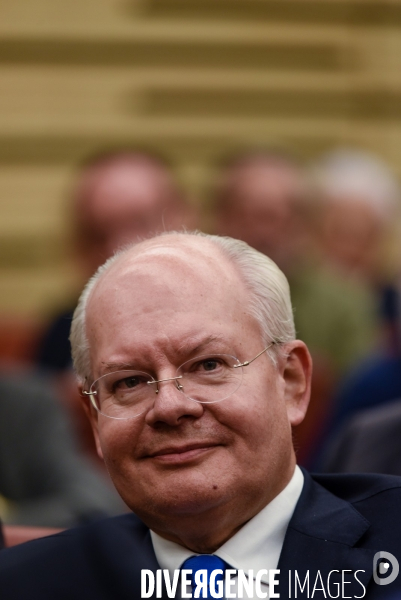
<box><xmin>290</xmin><ymin>266</ymin><xmax>376</xmax><ymax>374</ymax></box>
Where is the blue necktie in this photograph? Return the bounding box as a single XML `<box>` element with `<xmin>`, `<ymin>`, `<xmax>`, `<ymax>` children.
<box><xmin>181</xmin><ymin>555</ymin><xmax>227</xmax><ymax>598</ymax></box>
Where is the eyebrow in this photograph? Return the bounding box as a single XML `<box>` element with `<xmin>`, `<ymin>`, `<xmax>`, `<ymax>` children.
<box><xmin>176</xmin><ymin>334</ymin><xmax>228</xmax><ymax>356</ymax></box>
<box><xmin>99</xmin><ymin>335</ymin><xmax>230</xmax><ymax>376</ymax></box>
<box><xmin>101</xmin><ymin>362</ymin><xmax>135</xmax><ymax>375</ymax></box>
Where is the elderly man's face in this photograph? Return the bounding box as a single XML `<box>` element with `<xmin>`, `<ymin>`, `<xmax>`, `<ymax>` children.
<box><xmin>85</xmin><ymin>238</ymin><xmax>310</xmax><ymax>548</ymax></box>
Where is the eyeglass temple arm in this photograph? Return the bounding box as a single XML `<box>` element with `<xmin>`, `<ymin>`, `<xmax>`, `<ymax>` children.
<box><xmin>233</xmin><ymin>341</ymin><xmax>276</xmax><ymax>368</ymax></box>
<box><xmin>81</xmin><ymin>389</ymin><xmax>100</xmax><ymax>413</ymax></box>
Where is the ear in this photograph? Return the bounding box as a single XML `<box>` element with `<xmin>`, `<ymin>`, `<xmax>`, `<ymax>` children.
<box><xmin>280</xmin><ymin>341</ymin><xmax>312</xmax><ymax>426</ymax></box>
<box><xmin>78</xmin><ymin>384</ymin><xmax>104</xmax><ymax>460</ymax></box>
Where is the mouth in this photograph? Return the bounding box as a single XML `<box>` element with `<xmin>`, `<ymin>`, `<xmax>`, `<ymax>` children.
<box><xmin>147</xmin><ymin>443</ymin><xmax>220</xmax><ymax>464</ymax></box>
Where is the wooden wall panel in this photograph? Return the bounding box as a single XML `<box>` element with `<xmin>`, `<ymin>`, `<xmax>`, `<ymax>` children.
<box><xmin>0</xmin><ymin>0</ymin><xmax>400</xmax><ymax>315</ymax></box>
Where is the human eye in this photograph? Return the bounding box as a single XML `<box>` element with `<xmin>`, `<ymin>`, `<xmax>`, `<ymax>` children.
<box><xmin>187</xmin><ymin>356</ymin><xmax>228</xmax><ymax>375</ymax></box>
<box><xmin>113</xmin><ymin>373</ymin><xmax>149</xmax><ymax>392</ymax></box>
<box><xmin>199</xmin><ymin>358</ymin><xmax>221</xmax><ymax>371</ymax></box>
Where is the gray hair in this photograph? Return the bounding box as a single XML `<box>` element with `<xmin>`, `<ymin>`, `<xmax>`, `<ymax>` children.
<box><xmin>70</xmin><ymin>232</ymin><xmax>295</xmax><ymax>383</ymax></box>
<box><xmin>312</xmin><ymin>149</ymin><xmax>399</xmax><ymax>223</ymax></box>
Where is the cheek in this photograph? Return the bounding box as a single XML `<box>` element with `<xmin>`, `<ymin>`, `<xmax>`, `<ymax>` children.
<box><xmin>97</xmin><ymin>419</ymin><xmax>141</xmax><ymax>469</ymax></box>
<box><xmin>222</xmin><ymin>375</ymin><xmax>290</xmax><ymax>450</ymax></box>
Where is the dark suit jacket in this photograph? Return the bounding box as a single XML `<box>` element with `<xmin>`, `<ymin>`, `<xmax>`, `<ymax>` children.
<box><xmin>322</xmin><ymin>399</ymin><xmax>401</xmax><ymax>476</ymax></box>
<box><xmin>1</xmin><ymin>470</ymin><xmax>401</xmax><ymax>599</ymax></box>
<box><xmin>0</xmin><ymin>373</ymin><xmax>124</xmax><ymax>527</ymax></box>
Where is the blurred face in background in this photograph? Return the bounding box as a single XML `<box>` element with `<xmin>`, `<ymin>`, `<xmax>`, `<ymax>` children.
<box><xmin>319</xmin><ymin>195</ymin><xmax>386</xmax><ymax>284</ymax></box>
<box><xmin>313</xmin><ymin>149</ymin><xmax>399</xmax><ymax>286</ymax></box>
<box><xmin>214</xmin><ymin>157</ymin><xmax>309</xmax><ymax>274</ymax></box>
<box><xmin>74</xmin><ymin>155</ymin><xmax>196</xmax><ymax>277</ymax></box>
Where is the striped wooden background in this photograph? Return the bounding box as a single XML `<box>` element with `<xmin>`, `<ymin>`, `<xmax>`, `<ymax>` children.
<box><xmin>1</xmin><ymin>0</ymin><xmax>401</xmax><ymax>315</ymax></box>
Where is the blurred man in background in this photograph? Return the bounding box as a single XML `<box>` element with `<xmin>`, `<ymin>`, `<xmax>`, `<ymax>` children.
<box><xmin>36</xmin><ymin>150</ymin><xmax>197</xmax><ymax>373</ymax></box>
<box><xmin>213</xmin><ymin>150</ymin><xmax>376</xmax><ymax>373</ymax></box>
<box><xmin>313</xmin><ymin>151</ymin><xmax>401</xmax><ymax>453</ymax></box>
<box><xmin>319</xmin><ymin>275</ymin><xmax>401</xmax><ymax>452</ymax></box>
<box><xmin>322</xmin><ymin>399</ymin><xmax>401</xmax><ymax>476</ymax></box>
<box><xmin>0</xmin><ymin>371</ymin><xmax>125</xmax><ymax>527</ymax></box>
<box><xmin>313</xmin><ymin>149</ymin><xmax>401</xmax><ymax>351</ymax></box>
<box><xmin>0</xmin><ymin>151</ymin><xmax>196</xmax><ymax>530</ymax></box>
<box><xmin>313</xmin><ymin>149</ymin><xmax>398</xmax><ymax>290</ymax></box>
<box><xmin>212</xmin><ymin>150</ymin><xmax>376</xmax><ymax>464</ymax></box>
<box><xmin>33</xmin><ymin>149</ymin><xmax>197</xmax><ymax>462</ymax></box>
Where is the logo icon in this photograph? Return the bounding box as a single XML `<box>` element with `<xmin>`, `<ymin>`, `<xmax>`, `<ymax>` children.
<box><xmin>373</xmin><ymin>552</ymin><xmax>399</xmax><ymax>586</ymax></box>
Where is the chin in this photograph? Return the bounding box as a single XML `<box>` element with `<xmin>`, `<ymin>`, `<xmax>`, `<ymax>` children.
<box><xmin>126</xmin><ymin>476</ymin><xmax>231</xmax><ymax>520</ymax></box>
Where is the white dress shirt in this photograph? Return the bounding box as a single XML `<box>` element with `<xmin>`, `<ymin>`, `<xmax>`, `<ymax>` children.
<box><xmin>150</xmin><ymin>465</ymin><xmax>304</xmax><ymax>598</ymax></box>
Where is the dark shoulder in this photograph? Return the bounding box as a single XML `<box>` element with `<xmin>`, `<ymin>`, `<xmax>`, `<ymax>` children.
<box><xmin>0</xmin><ymin>513</ymin><xmax>150</xmax><ymax>599</ymax></box>
<box><xmin>311</xmin><ymin>471</ymin><xmax>401</xmax><ymax>547</ymax></box>
<box><xmin>0</xmin><ymin>513</ymin><xmax>146</xmax><ymax>565</ymax></box>
<box><xmin>311</xmin><ymin>471</ymin><xmax>401</xmax><ymax>504</ymax></box>
<box><xmin>348</xmin><ymin>400</ymin><xmax>401</xmax><ymax>434</ymax></box>
<box><xmin>0</xmin><ymin>514</ymin><xmax>150</xmax><ymax>588</ymax></box>
<box><xmin>337</xmin><ymin>355</ymin><xmax>401</xmax><ymax>398</ymax></box>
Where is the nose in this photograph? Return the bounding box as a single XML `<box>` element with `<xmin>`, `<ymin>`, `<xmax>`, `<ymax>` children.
<box><xmin>145</xmin><ymin>377</ymin><xmax>204</xmax><ymax>427</ymax></box>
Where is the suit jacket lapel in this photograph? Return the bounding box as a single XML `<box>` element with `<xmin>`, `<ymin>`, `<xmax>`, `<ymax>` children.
<box><xmin>81</xmin><ymin>514</ymin><xmax>166</xmax><ymax>600</ymax></box>
<box><xmin>125</xmin><ymin>472</ymin><xmax>377</xmax><ymax>599</ymax></box>
<box><xmin>277</xmin><ymin>470</ymin><xmax>374</xmax><ymax>598</ymax></box>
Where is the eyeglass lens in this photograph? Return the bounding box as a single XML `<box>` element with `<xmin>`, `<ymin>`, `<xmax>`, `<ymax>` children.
<box><xmin>91</xmin><ymin>354</ymin><xmax>243</xmax><ymax>419</ymax></box>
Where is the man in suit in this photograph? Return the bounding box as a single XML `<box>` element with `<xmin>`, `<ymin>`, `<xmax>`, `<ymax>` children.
<box><xmin>36</xmin><ymin>149</ymin><xmax>196</xmax><ymax>373</ymax></box>
<box><xmin>0</xmin><ymin>232</ymin><xmax>400</xmax><ymax>599</ymax></box>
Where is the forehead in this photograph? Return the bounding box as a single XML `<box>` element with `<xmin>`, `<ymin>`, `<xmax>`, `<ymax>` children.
<box><xmin>226</xmin><ymin>162</ymin><xmax>302</xmax><ymax>211</ymax></box>
<box><xmin>86</xmin><ymin>238</ymin><xmax>259</xmax><ymax>366</ymax></box>
<box><xmin>91</xmin><ymin>237</ymin><xmax>241</xmax><ymax>295</ymax></box>
<box><xmin>79</xmin><ymin>161</ymin><xmax>172</xmax><ymax>221</ymax></box>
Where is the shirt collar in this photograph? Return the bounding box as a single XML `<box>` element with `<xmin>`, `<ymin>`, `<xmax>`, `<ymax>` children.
<box><xmin>151</xmin><ymin>465</ymin><xmax>304</xmax><ymax>584</ymax></box>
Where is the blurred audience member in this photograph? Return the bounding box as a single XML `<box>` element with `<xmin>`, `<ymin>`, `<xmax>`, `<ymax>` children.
<box><xmin>323</xmin><ymin>278</ymin><xmax>401</xmax><ymax>438</ymax></box>
<box><xmin>213</xmin><ymin>150</ymin><xmax>375</xmax><ymax>373</ymax></box>
<box><xmin>36</xmin><ymin>150</ymin><xmax>196</xmax><ymax>373</ymax></box>
<box><xmin>0</xmin><ymin>371</ymin><xmax>125</xmax><ymax>527</ymax></box>
<box><xmin>303</xmin><ymin>150</ymin><xmax>401</xmax><ymax>467</ymax></box>
<box><xmin>313</xmin><ymin>149</ymin><xmax>398</xmax><ymax>288</ymax></box>
<box><xmin>313</xmin><ymin>149</ymin><xmax>401</xmax><ymax>370</ymax></box>
<box><xmin>321</xmin><ymin>399</ymin><xmax>401</xmax><ymax>476</ymax></box>
<box><xmin>32</xmin><ymin>150</ymin><xmax>197</xmax><ymax>461</ymax></box>
<box><xmin>313</xmin><ymin>149</ymin><xmax>401</xmax><ymax>351</ymax></box>
<box><xmin>212</xmin><ymin>150</ymin><xmax>376</xmax><ymax>464</ymax></box>
<box><xmin>326</xmin><ymin>344</ymin><xmax>401</xmax><ymax>437</ymax></box>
